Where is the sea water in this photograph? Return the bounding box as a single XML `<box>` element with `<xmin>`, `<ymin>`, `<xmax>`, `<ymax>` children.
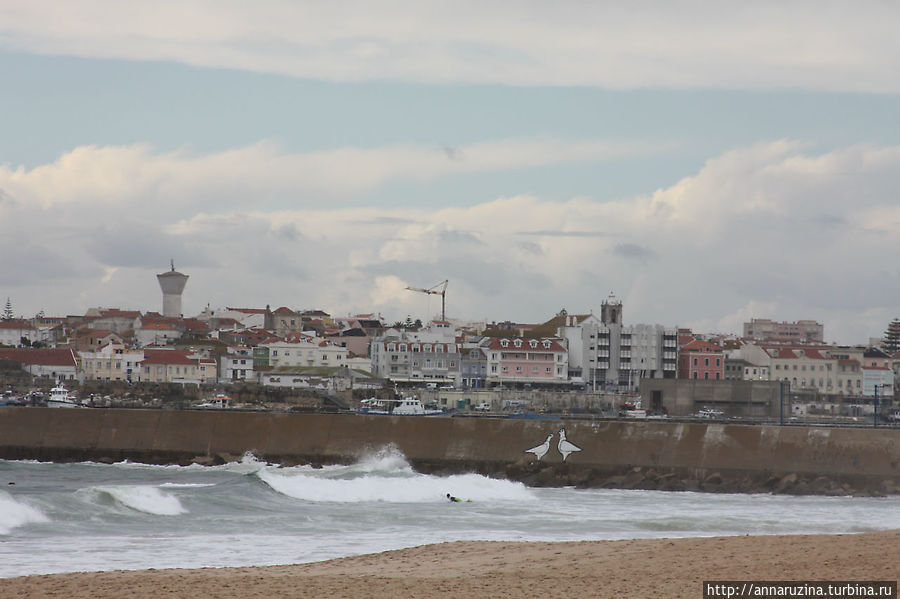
<box><xmin>1</xmin><ymin>447</ymin><xmax>898</xmax><ymax>578</ymax></box>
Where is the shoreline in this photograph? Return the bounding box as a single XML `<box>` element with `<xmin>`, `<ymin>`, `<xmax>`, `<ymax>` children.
<box><xmin>3</xmin><ymin>531</ymin><xmax>898</xmax><ymax>598</ymax></box>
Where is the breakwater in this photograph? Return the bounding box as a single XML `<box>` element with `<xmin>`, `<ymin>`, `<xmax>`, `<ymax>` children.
<box><xmin>1</xmin><ymin>407</ymin><xmax>897</xmax><ymax>495</ymax></box>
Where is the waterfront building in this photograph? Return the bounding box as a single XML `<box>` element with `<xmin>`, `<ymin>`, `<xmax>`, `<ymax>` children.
<box><xmin>80</xmin><ymin>342</ymin><xmax>144</xmax><ymax>382</ymax></box>
<box><xmin>369</xmin><ymin>323</ymin><xmax>458</xmax><ymax>385</ymax></box>
<box><xmin>137</xmin><ymin>349</ymin><xmax>202</xmax><ymax>384</ymax></box>
<box><xmin>743</xmin><ymin>318</ymin><xmax>824</xmax><ymax>343</ymax></box>
<box><xmin>482</xmin><ymin>336</ymin><xmax>568</xmax><ymax>387</ymax></box>
<box><xmin>555</xmin><ymin>295</ymin><xmax>677</xmax><ymax>392</ymax></box>
<box><xmin>678</xmin><ymin>339</ymin><xmax>725</xmax><ymax>380</ymax></box>
<box><xmin>262</xmin><ymin>334</ymin><xmax>349</xmax><ymax>369</ymax></box>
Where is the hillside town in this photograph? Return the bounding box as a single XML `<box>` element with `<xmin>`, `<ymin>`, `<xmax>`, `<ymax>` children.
<box><xmin>1</xmin><ymin>266</ymin><xmax>898</xmax><ymax>421</ymax></box>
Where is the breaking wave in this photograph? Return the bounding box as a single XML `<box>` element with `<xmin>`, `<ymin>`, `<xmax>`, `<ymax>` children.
<box><xmin>255</xmin><ymin>446</ymin><xmax>534</xmax><ymax>503</ymax></box>
<box><xmin>0</xmin><ymin>491</ymin><xmax>49</xmax><ymax>534</ymax></box>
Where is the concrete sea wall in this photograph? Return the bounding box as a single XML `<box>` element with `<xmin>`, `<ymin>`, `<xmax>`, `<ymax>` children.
<box><xmin>1</xmin><ymin>407</ymin><xmax>898</xmax><ymax>495</ymax></box>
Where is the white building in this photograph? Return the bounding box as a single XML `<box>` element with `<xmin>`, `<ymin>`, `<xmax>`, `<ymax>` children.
<box><xmin>0</xmin><ymin>319</ymin><xmax>39</xmax><ymax>346</ymax></box>
<box><xmin>80</xmin><ymin>343</ymin><xmax>145</xmax><ymax>382</ymax></box>
<box><xmin>263</xmin><ymin>334</ymin><xmax>349</xmax><ymax>369</ymax></box>
<box><xmin>370</xmin><ymin>323</ymin><xmax>459</xmax><ymax>384</ymax></box>
<box><xmin>555</xmin><ymin>296</ymin><xmax>677</xmax><ymax>391</ymax></box>
<box><xmin>219</xmin><ymin>347</ymin><xmax>254</xmax><ymax>383</ymax></box>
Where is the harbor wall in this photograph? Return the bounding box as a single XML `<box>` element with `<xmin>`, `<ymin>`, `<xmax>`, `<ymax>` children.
<box><xmin>0</xmin><ymin>408</ymin><xmax>897</xmax><ymax>494</ymax></box>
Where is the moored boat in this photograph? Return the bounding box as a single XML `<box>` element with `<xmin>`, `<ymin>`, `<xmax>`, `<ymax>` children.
<box><xmin>194</xmin><ymin>393</ymin><xmax>233</xmax><ymax>409</ymax></box>
<box><xmin>358</xmin><ymin>397</ymin><xmax>446</xmax><ymax>416</ymax></box>
<box><xmin>47</xmin><ymin>384</ymin><xmax>79</xmax><ymax>408</ymax></box>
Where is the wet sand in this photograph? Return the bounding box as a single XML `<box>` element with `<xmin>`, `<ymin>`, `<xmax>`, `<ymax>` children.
<box><xmin>2</xmin><ymin>531</ymin><xmax>898</xmax><ymax>598</ymax></box>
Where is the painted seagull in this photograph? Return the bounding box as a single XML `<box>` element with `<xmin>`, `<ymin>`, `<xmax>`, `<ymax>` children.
<box><xmin>525</xmin><ymin>434</ymin><xmax>554</xmax><ymax>461</ymax></box>
<box><xmin>557</xmin><ymin>429</ymin><xmax>582</xmax><ymax>462</ymax></box>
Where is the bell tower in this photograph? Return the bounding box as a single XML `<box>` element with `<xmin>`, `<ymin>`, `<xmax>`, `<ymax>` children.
<box><xmin>601</xmin><ymin>292</ymin><xmax>622</xmax><ymax>325</ymax></box>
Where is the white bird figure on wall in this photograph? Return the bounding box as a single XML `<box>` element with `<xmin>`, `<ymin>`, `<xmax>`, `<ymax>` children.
<box><xmin>557</xmin><ymin>429</ymin><xmax>581</xmax><ymax>462</ymax></box>
<box><xmin>525</xmin><ymin>434</ymin><xmax>553</xmax><ymax>461</ymax></box>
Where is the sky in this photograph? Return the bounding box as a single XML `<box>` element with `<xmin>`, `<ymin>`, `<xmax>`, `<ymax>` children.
<box><xmin>2</xmin><ymin>1</ymin><xmax>900</xmax><ymax>344</ymax></box>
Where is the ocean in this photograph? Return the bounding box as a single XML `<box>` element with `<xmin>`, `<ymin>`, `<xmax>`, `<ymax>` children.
<box><xmin>2</xmin><ymin>447</ymin><xmax>898</xmax><ymax>579</ymax></box>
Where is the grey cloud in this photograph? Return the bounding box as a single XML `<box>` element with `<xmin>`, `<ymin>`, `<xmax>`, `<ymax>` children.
<box><xmin>517</xmin><ymin>241</ymin><xmax>543</xmax><ymax>255</ymax></box>
<box><xmin>352</xmin><ymin>216</ymin><xmax>419</xmax><ymax>226</ymax></box>
<box><xmin>612</xmin><ymin>243</ymin><xmax>657</xmax><ymax>262</ymax></box>
<box><xmin>438</xmin><ymin>229</ymin><xmax>482</xmax><ymax>244</ymax></box>
<box><xmin>518</xmin><ymin>230</ymin><xmax>618</xmax><ymax>238</ymax></box>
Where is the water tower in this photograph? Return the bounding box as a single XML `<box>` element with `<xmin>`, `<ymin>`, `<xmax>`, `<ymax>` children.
<box><xmin>157</xmin><ymin>260</ymin><xmax>189</xmax><ymax>317</ymax></box>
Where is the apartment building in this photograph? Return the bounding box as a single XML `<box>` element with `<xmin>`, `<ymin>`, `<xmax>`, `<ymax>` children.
<box><xmin>482</xmin><ymin>336</ymin><xmax>568</xmax><ymax>386</ymax></box>
<box><xmin>678</xmin><ymin>339</ymin><xmax>725</xmax><ymax>380</ymax></box>
<box><xmin>262</xmin><ymin>334</ymin><xmax>349</xmax><ymax>369</ymax></box>
<box><xmin>369</xmin><ymin>324</ymin><xmax>458</xmax><ymax>384</ymax></box>
<box><xmin>137</xmin><ymin>349</ymin><xmax>201</xmax><ymax>383</ymax></box>
<box><xmin>743</xmin><ymin>318</ymin><xmax>824</xmax><ymax>343</ymax></box>
<box><xmin>555</xmin><ymin>295</ymin><xmax>677</xmax><ymax>391</ymax></box>
<box><xmin>80</xmin><ymin>342</ymin><xmax>144</xmax><ymax>382</ymax></box>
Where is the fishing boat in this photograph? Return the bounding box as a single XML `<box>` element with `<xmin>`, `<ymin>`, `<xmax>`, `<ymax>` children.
<box><xmin>47</xmin><ymin>384</ymin><xmax>80</xmax><ymax>408</ymax></box>
<box><xmin>358</xmin><ymin>397</ymin><xmax>445</xmax><ymax>416</ymax></box>
<box><xmin>194</xmin><ymin>394</ymin><xmax>233</xmax><ymax>409</ymax></box>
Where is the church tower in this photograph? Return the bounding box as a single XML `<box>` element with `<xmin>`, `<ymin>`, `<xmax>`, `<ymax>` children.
<box><xmin>600</xmin><ymin>292</ymin><xmax>622</xmax><ymax>326</ymax></box>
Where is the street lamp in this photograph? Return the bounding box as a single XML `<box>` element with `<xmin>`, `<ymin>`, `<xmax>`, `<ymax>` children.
<box><xmin>874</xmin><ymin>384</ymin><xmax>880</xmax><ymax>428</ymax></box>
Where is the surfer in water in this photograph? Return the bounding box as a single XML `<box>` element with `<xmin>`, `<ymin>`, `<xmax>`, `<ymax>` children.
<box><xmin>446</xmin><ymin>493</ymin><xmax>462</xmax><ymax>503</ymax></box>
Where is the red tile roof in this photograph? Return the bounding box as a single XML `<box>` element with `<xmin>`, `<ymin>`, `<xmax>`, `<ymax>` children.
<box><xmin>0</xmin><ymin>348</ymin><xmax>77</xmax><ymax>366</ymax></box>
<box><xmin>140</xmin><ymin>350</ymin><xmax>197</xmax><ymax>366</ymax></box>
<box><xmin>0</xmin><ymin>320</ymin><xmax>35</xmax><ymax>330</ymax></box>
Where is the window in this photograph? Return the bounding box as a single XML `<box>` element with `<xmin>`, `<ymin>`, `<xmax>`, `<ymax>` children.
<box><xmin>693</xmin><ymin>358</ymin><xmax>698</xmax><ymax>366</ymax></box>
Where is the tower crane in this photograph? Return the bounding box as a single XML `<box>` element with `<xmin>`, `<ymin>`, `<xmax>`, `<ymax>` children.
<box><xmin>405</xmin><ymin>279</ymin><xmax>448</xmax><ymax>322</ymax></box>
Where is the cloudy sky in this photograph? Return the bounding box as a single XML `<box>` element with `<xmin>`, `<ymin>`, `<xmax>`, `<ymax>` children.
<box><xmin>2</xmin><ymin>1</ymin><xmax>900</xmax><ymax>343</ymax></box>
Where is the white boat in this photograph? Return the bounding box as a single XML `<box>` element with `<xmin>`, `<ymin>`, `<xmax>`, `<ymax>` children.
<box><xmin>47</xmin><ymin>384</ymin><xmax>80</xmax><ymax>408</ymax></box>
<box><xmin>696</xmin><ymin>408</ymin><xmax>725</xmax><ymax>419</ymax></box>
<box><xmin>358</xmin><ymin>397</ymin><xmax>445</xmax><ymax>416</ymax></box>
<box><xmin>619</xmin><ymin>400</ymin><xmax>647</xmax><ymax>419</ymax></box>
<box><xmin>195</xmin><ymin>394</ymin><xmax>233</xmax><ymax>409</ymax></box>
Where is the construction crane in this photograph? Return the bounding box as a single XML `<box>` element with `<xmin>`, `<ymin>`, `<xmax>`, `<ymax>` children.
<box><xmin>405</xmin><ymin>280</ymin><xmax>449</xmax><ymax>322</ymax></box>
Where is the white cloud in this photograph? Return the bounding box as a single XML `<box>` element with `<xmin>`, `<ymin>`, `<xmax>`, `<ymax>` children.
<box><xmin>3</xmin><ymin>140</ymin><xmax>900</xmax><ymax>343</ymax></box>
<box><xmin>0</xmin><ymin>138</ymin><xmax>667</xmax><ymax>209</ymax></box>
<box><xmin>1</xmin><ymin>2</ymin><xmax>899</xmax><ymax>92</ymax></box>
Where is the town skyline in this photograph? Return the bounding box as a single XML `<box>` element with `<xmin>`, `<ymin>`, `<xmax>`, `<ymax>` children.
<box><xmin>3</xmin><ymin>3</ymin><xmax>900</xmax><ymax>345</ymax></box>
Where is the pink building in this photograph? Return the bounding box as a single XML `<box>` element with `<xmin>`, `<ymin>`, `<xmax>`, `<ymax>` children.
<box><xmin>483</xmin><ymin>337</ymin><xmax>568</xmax><ymax>386</ymax></box>
<box><xmin>678</xmin><ymin>339</ymin><xmax>725</xmax><ymax>380</ymax></box>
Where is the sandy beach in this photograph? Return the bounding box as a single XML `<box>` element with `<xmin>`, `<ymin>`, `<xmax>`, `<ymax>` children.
<box><xmin>2</xmin><ymin>531</ymin><xmax>897</xmax><ymax>599</ymax></box>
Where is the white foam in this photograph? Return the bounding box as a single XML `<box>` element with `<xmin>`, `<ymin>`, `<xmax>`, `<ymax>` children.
<box><xmin>0</xmin><ymin>491</ymin><xmax>49</xmax><ymax>534</ymax></box>
<box><xmin>92</xmin><ymin>486</ymin><xmax>187</xmax><ymax>516</ymax></box>
<box><xmin>257</xmin><ymin>450</ymin><xmax>535</xmax><ymax>503</ymax></box>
